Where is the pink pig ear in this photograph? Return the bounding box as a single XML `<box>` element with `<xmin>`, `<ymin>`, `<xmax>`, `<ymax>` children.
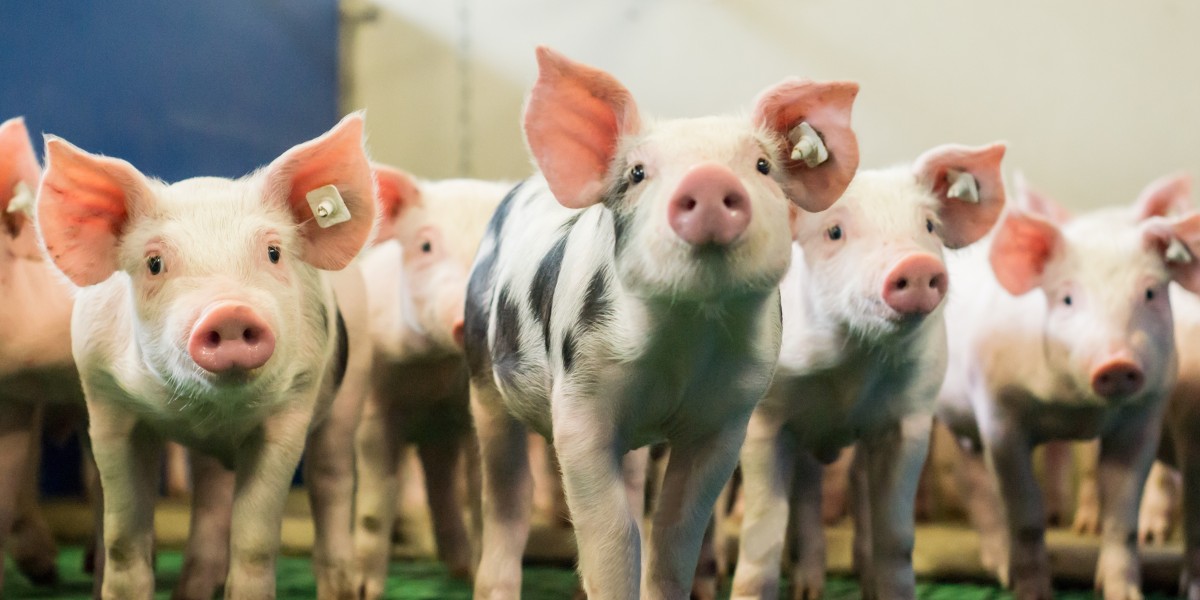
<box><xmin>370</xmin><ymin>163</ymin><xmax>422</xmax><ymax>245</ymax></box>
<box><xmin>523</xmin><ymin>46</ymin><xmax>641</xmax><ymax>209</ymax></box>
<box><xmin>1143</xmin><ymin>213</ymin><xmax>1200</xmax><ymax>293</ymax></box>
<box><xmin>1134</xmin><ymin>172</ymin><xmax>1192</xmax><ymax>220</ymax></box>
<box><xmin>37</xmin><ymin>137</ymin><xmax>154</xmax><ymax>286</ymax></box>
<box><xmin>988</xmin><ymin>208</ymin><xmax>1062</xmax><ymax>296</ymax></box>
<box><xmin>1012</xmin><ymin>172</ymin><xmax>1072</xmax><ymax>224</ymax></box>
<box><xmin>753</xmin><ymin>79</ymin><xmax>859</xmax><ymax>213</ymax></box>
<box><xmin>263</xmin><ymin>112</ymin><xmax>375</xmax><ymax>270</ymax></box>
<box><xmin>0</xmin><ymin>117</ymin><xmax>42</xmax><ymax>236</ymax></box>
<box><xmin>913</xmin><ymin>142</ymin><xmax>1007</xmax><ymax>249</ymax></box>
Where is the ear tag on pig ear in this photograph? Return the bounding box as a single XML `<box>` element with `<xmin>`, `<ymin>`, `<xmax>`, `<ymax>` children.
<box><xmin>946</xmin><ymin>169</ymin><xmax>980</xmax><ymax>204</ymax></box>
<box><xmin>306</xmin><ymin>184</ymin><xmax>351</xmax><ymax>229</ymax></box>
<box><xmin>1166</xmin><ymin>237</ymin><xmax>1193</xmax><ymax>264</ymax></box>
<box><xmin>6</xmin><ymin>181</ymin><xmax>34</xmax><ymax>217</ymax></box>
<box><xmin>788</xmin><ymin>122</ymin><xmax>829</xmax><ymax>168</ymax></box>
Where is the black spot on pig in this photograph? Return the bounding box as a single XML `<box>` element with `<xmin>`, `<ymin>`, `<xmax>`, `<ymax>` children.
<box><xmin>579</xmin><ymin>268</ymin><xmax>613</xmax><ymax>332</ymax></box>
<box><xmin>529</xmin><ymin>231</ymin><xmax>569</xmax><ymax>352</ymax></box>
<box><xmin>488</xmin><ymin>180</ymin><xmax>524</xmax><ymax>238</ymax></box>
<box><xmin>333</xmin><ymin>309</ymin><xmax>348</xmax><ymax>387</ymax></box>
<box><xmin>561</xmin><ymin>329</ymin><xmax>578</xmax><ymax>373</ymax></box>
<box><xmin>492</xmin><ymin>287</ymin><xmax>523</xmax><ymax>385</ymax></box>
<box><xmin>464</xmin><ymin>182</ymin><xmax>527</xmax><ymax>378</ymax></box>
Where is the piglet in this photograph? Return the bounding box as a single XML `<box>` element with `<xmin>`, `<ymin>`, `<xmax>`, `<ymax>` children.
<box><xmin>352</xmin><ymin>165</ymin><xmax>509</xmax><ymax>597</ymax></box>
<box><xmin>0</xmin><ymin>116</ymin><xmax>88</xmax><ymax>591</ymax></box>
<box><xmin>936</xmin><ymin>174</ymin><xmax>1200</xmax><ymax>600</ymax></box>
<box><xmin>36</xmin><ymin>113</ymin><xmax>376</xmax><ymax>600</ymax></box>
<box><xmin>730</xmin><ymin>143</ymin><xmax>1006</xmax><ymax>600</ymax></box>
<box><xmin>464</xmin><ymin>47</ymin><xmax>859</xmax><ymax>599</ymax></box>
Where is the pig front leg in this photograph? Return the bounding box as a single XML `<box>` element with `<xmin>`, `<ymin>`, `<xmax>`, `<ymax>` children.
<box><xmin>352</xmin><ymin>391</ymin><xmax>401</xmax><ymax>600</ymax></box>
<box><xmin>305</xmin><ymin>395</ymin><xmax>365</xmax><ymax>599</ymax></box>
<box><xmin>173</xmin><ymin>452</ymin><xmax>234</xmax><ymax>600</ymax></box>
<box><xmin>0</xmin><ymin>400</ymin><xmax>41</xmax><ymax>593</ymax></box>
<box><xmin>418</xmin><ymin>434</ymin><xmax>474</xmax><ymax>580</ymax></box>
<box><xmin>789</xmin><ymin>451</ymin><xmax>827</xmax><ymax>600</ymax></box>
<box><xmin>471</xmin><ymin>381</ymin><xmax>533</xmax><ymax>600</ymax></box>
<box><xmin>730</xmin><ymin>412</ymin><xmax>795</xmax><ymax>600</ymax></box>
<box><xmin>13</xmin><ymin>453</ymin><xmax>61</xmax><ymax>587</ymax></box>
<box><xmin>952</xmin><ymin>439</ymin><xmax>1009</xmax><ymax>583</ymax></box>
<box><xmin>983</xmin><ymin>423</ymin><xmax>1053</xmax><ymax>599</ymax></box>
<box><xmin>87</xmin><ymin>399</ymin><xmax>162</xmax><ymax>600</ymax></box>
<box><xmin>1092</xmin><ymin>407</ymin><xmax>1163</xmax><ymax>600</ymax></box>
<box><xmin>644</xmin><ymin>422</ymin><xmax>748</xmax><ymax>600</ymax></box>
<box><xmin>1072</xmin><ymin>439</ymin><xmax>1102</xmax><ymax>535</ymax></box>
<box><xmin>1137</xmin><ymin>461</ymin><xmax>1178</xmax><ymax>545</ymax></box>
<box><xmin>554</xmin><ymin>418</ymin><xmax>641</xmax><ymax>599</ymax></box>
<box><xmin>854</xmin><ymin>413</ymin><xmax>932</xmax><ymax>600</ymax></box>
<box><xmin>224</xmin><ymin>406</ymin><xmax>313</xmax><ymax>600</ymax></box>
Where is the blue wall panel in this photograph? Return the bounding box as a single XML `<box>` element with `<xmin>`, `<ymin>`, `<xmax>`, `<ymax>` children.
<box><xmin>0</xmin><ymin>1</ymin><xmax>340</xmax><ymax>181</ymax></box>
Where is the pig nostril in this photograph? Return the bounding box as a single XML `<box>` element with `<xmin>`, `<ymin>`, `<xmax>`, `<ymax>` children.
<box><xmin>929</xmin><ymin>275</ymin><xmax>941</xmax><ymax>289</ymax></box>
<box><xmin>723</xmin><ymin>196</ymin><xmax>736</xmax><ymax>209</ymax></box>
<box><xmin>206</xmin><ymin>331</ymin><xmax>220</xmax><ymax>347</ymax></box>
<box><xmin>243</xmin><ymin>328</ymin><xmax>257</xmax><ymax>343</ymax></box>
<box><xmin>684</xmin><ymin>198</ymin><xmax>697</xmax><ymax>211</ymax></box>
<box><xmin>895</xmin><ymin>278</ymin><xmax>908</xmax><ymax>290</ymax></box>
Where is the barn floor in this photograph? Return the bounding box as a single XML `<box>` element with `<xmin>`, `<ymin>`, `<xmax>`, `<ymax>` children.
<box><xmin>6</xmin><ymin>492</ymin><xmax>1186</xmax><ymax>599</ymax></box>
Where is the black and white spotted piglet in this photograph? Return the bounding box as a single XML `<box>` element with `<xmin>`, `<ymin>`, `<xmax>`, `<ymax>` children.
<box><xmin>463</xmin><ymin>47</ymin><xmax>860</xmax><ymax>600</ymax></box>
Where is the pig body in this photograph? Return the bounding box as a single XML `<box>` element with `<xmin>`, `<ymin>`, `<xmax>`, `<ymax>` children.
<box><xmin>0</xmin><ymin>116</ymin><xmax>88</xmax><ymax>591</ymax></box>
<box><xmin>37</xmin><ymin>113</ymin><xmax>376</xmax><ymax>600</ymax></box>
<box><xmin>464</xmin><ymin>48</ymin><xmax>860</xmax><ymax>599</ymax></box>
<box><xmin>352</xmin><ymin>172</ymin><xmax>508</xmax><ymax>597</ymax></box>
<box><xmin>936</xmin><ymin>175</ymin><xmax>1200</xmax><ymax>600</ymax></box>
<box><xmin>730</xmin><ymin>144</ymin><xmax>1006</xmax><ymax>600</ymax></box>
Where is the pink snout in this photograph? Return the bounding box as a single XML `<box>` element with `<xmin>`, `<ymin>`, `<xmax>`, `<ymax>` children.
<box><xmin>881</xmin><ymin>253</ymin><xmax>948</xmax><ymax>316</ymax></box>
<box><xmin>1090</xmin><ymin>358</ymin><xmax>1145</xmax><ymax>399</ymax></box>
<box><xmin>668</xmin><ymin>164</ymin><xmax>751</xmax><ymax>247</ymax></box>
<box><xmin>188</xmin><ymin>303</ymin><xmax>276</xmax><ymax>374</ymax></box>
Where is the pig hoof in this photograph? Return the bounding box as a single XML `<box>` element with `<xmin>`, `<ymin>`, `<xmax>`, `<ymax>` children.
<box><xmin>690</xmin><ymin>575</ymin><xmax>718</xmax><ymax>600</ymax></box>
<box><xmin>1072</xmin><ymin>507</ymin><xmax>1101</xmax><ymax>536</ymax></box>
<box><xmin>1012</xmin><ymin>577</ymin><xmax>1054</xmax><ymax>600</ymax></box>
<box><xmin>791</xmin><ymin>563</ymin><xmax>826</xmax><ymax>600</ymax></box>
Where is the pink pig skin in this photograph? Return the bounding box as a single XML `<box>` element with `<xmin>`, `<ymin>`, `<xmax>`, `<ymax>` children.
<box><xmin>36</xmin><ymin>113</ymin><xmax>376</xmax><ymax>600</ymax></box>
<box><xmin>0</xmin><ymin>116</ymin><xmax>89</xmax><ymax>593</ymax></box>
<box><xmin>351</xmin><ymin>167</ymin><xmax>509</xmax><ymax>599</ymax></box>
<box><xmin>937</xmin><ymin>173</ymin><xmax>1200</xmax><ymax>600</ymax></box>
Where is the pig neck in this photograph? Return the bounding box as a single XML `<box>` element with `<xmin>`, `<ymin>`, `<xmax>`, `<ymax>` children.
<box><xmin>0</xmin><ymin>227</ymin><xmax>74</xmax><ymax>374</ymax></box>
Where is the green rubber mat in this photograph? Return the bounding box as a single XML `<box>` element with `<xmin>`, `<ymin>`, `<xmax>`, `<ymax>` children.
<box><xmin>3</xmin><ymin>546</ymin><xmax>1181</xmax><ymax>599</ymax></box>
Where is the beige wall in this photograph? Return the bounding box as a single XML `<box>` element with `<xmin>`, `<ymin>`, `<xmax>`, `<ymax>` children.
<box><xmin>343</xmin><ymin>0</ymin><xmax>1200</xmax><ymax>210</ymax></box>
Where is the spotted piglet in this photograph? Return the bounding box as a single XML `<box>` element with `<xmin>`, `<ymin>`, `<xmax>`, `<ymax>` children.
<box><xmin>36</xmin><ymin>113</ymin><xmax>375</xmax><ymax>600</ymax></box>
<box><xmin>936</xmin><ymin>175</ymin><xmax>1200</xmax><ymax>600</ymax></box>
<box><xmin>353</xmin><ymin>165</ymin><xmax>509</xmax><ymax>597</ymax></box>
<box><xmin>464</xmin><ymin>47</ymin><xmax>859</xmax><ymax>599</ymax></box>
<box><xmin>731</xmin><ymin>143</ymin><xmax>1006</xmax><ymax>600</ymax></box>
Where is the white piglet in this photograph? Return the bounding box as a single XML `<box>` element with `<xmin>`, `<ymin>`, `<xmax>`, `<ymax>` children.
<box><xmin>731</xmin><ymin>143</ymin><xmax>1007</xmax><ymax>600</ymax></box>
<box><xmin>36</xmin><ymin>113</ymin><xmax>376</xmax><ymax>600</ymax></box>
<box><xmin>353</xmin><ymin>164</ymin><xmax>509</xmax><ymax>597</ymax></box>
<box><xmin>936</xmin><ymin>174</ymin><xmax>1200</xmax><ymax>600</ymax></box>
<box><xmin>464</xmin><ymin>47</ymin><xmax>860</xmax><ymax>599</ymax></box>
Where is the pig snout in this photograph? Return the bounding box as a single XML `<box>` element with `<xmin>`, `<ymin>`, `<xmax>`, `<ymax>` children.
<box><xmin>668</xmin><ymin>163</ymin><xmax>751</xmax><ymax>247</ymax></box>
<box><xmin>1090</xmin><ymin>357</ymin><xmax>1145</xmax><ymax>399</ymax></box>
<box><xmin>451</xmin><ymin>318</ymin><xmax>465</xmax><ymax>348</ymax></box>
<box><xmin>187</xmin><ymin>303</ymin><xmax>276</xmax><ymax>374</ymax></box>
<box><xmin>881</xmin><ymin>253</ymin><xmax>948</xmax><ymax>316</ymax></box>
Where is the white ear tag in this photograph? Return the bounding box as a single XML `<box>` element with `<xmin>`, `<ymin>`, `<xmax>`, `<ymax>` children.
<box><xmin>788</xmin><ymin>122</ymin><xmax>829</xmax><ymax>168</ymax></box>
<box><xmin>6</xmin><ymin>181</ymin><xmax>34</xmax><ymax>217</ymax></box>
<box><xmin>1166</xmin><ymin>238</ymin><xmax>1193</xmax><ymax>264</ymax></box>
<box><xmin>946</xmin><ymin>169</ymin><xmax>980</xmax><ymax>204</ymax></box>
<box><xmin>306</xmin><ymin>184</ymin><xmax>351</xmax><ymax>228</ymax></box>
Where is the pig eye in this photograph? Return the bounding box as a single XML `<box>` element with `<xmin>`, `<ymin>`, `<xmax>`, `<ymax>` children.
<box><xmin>826</xmin><ymin>225</ymin><xmax>843</xmax><ymax>241</ymax></box>
<box><xmin>756</xmin><ymin>158</ymin><xmax>771</xmax><ymax>175</ymax></box>
<box><xmin>1146</xmin><ymin>288</ymin><xmax>1156</xmax><ymax>302</ymax></box>
<box><xmin>926</xmin><ymin>219</ymin><xmax>935</xmax><ymax>233</ymax></box>
<box><xmin>421</xmin><ymin>241</ymin><xmax>432</xmax><ymax>254</ymax></box>
<box><xmin>146</xmin><ymin>255</ymin><xmax>163</xmax><ymax>276</ymax></box>
<box><xmin>629</xmin><ymin>164</ymin><xmax>646</xmax><ymax>184</ymax></box>
<box><xmin>267</xmin><ymin>245</ymin><xmax>281</xmax><ymax>264</ymax></box>
<box><xmin>1063</xmin><ymin>295</ymin><xmax>1073</xmax><ymax>306</ymax></box>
